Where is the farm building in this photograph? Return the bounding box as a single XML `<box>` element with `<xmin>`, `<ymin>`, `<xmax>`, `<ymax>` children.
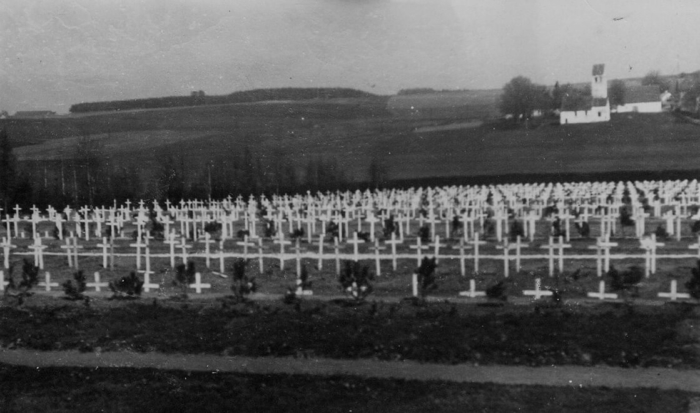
<box><xmin>559</xmin><ymin>64</ymin><xmax>610</xmax><ymax>124</ymax></box>
<box><xmin>614</xmin><ymin>85</ymin><xmax>662</xmax><ymax>113</ymax></box>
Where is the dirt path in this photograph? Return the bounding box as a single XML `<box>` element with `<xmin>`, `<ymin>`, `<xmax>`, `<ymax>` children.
<box><xmin>1</xmin><ymin>349</ymin><xmax>698</xmax><ymax>392</ymax></box>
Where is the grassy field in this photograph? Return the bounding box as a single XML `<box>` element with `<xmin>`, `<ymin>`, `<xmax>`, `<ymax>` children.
<box><xmin>11</xmin><ymin>107</ymin><xmax>700</xmax><ymax>186</ymax></box>
<box><xmin>2</xmin><ymin>364</ymin><xmax>694</xmax><ymax>413</ymax></box>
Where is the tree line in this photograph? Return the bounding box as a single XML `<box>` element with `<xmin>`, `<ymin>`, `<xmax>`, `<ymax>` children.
<box><xmin>69</xmin><ymin>88</ymin><xmax>380</xmax><ymax>114</ymax></box>
<box><xmin>0</xmin><ymin>128</ymin><xmax>390</xmax><ymax>211</ymax></box>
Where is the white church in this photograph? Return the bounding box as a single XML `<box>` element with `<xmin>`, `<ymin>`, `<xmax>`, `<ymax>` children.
<box><xmin>559</xmin><ymin>64</ymin><xmax>611</xmax><ymax>124</ymax></box>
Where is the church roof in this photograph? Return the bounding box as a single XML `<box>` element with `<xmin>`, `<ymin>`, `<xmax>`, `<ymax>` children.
<box><xmin>592</xmin><ymin>64</ymin><xmax>605</xmax><ymax>76</ymax></box>
<box><xmin>624</xmin><ymin>85</ymin><xmax>660</xmax><ymax>104</ymax></box>
<box><xmin>561</xmin><ymin>96</ymin><xmax>608</xmax><ymax>112</ymax></box>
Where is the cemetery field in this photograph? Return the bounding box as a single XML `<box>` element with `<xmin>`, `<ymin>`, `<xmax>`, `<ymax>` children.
<box><xmin>1</xmin><ymin>364</ymin><xmax>695</xmax><ymax>413</ymax></box>
<box><xmin>1</xmin><ymin>297</ymin><xmax>698</xmax><ymax>369</ymax></box>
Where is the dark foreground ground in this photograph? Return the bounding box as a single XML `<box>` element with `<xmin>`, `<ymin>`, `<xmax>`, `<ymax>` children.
<box><xmin>0</xmin><ymin>363</ymin><xmax>696</xmax><ymax>413</ymax></box>
<box><xmin>1</xmin><ymin>298</ymin><xmax>698</xmax><ymax>369</ymax></box>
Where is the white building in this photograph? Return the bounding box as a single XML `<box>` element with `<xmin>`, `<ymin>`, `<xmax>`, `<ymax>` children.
<box><xmin>614</xmin><ymin>85</ymin><xmax>662</xmax><ymax>113</ymax></box>
<box><xmin>560</xmin><ymin>64</ymin><xmax>611</xmax><ymax>124</ymax></box>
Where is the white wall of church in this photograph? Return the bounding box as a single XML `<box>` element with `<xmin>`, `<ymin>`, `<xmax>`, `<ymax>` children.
<box><xmin>614</xmin><ymin>101</ymin><xmax>662</xmax><ymax>113</ymax></box>
<box><xmin>560</xmin><ymin>104</ymin><xmax>610</xmax><ymax>124</ymax></box>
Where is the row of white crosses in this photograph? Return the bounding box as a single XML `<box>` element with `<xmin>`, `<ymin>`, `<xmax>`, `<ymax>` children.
<box><xmin>4</xmin><ymin>181</ymin><xmax>700</xmax><ymax>244</ymax></box>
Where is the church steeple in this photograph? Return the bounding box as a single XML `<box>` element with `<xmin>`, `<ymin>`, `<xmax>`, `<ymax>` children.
<box><xmin>591</xmin><ymin>64</ymin><xmax>607</xmax><ymax>99</ymax></box>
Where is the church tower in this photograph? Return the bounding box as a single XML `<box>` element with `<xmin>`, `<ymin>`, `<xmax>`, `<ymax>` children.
<box><xmin>591</xmin><ymin>64</ymin><xmax>607</xmax><ymax>99</ymax></box>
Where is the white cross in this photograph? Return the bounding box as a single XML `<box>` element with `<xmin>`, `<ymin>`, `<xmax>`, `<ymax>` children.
<box><xmin>640</xmin><ymin>233</ymin><xmax>664</xmax><ymax>277</ymax></box>
<box><xmin>428</xmin><ymin>235</ymin><xmax>446</xmax><ymax>263</ymax></box>
<box><xmin>179</xmin><ymin>237</ymin><xmax>192</xmax><ymax>264</ymax></box>
<box><xmin>369</xmin><ymin>239</ymin><xmax>386</xmax><ymax>276</ymax></box>
<box><xmin>130</xmin><ymin>239</ymin><xmax>148</xmax><ymax>271</ymax></box>
<box><xmin>237</xmin><ymin>235</ymin><xmax>257</xmax><ymax>260</ymax></box>
<box><xmin>28</xmin><ymin>237</ymin><xmax>46</xmax><ymax>269</ymax></box>
<box><xmin>451</xmin><ymin>238</ymin><xmax>472</xmax><ymax>276</ymax></box>
<box><xmin>365</xmin><ymin>214</ymin><xmax>380</xmax><ymax>242</ymax></box>
<box><xmin>468</xmin><ymin>231</ymin><xmax>488</xmax><ymax>273</ymax></box>
<box><xmin>1</xmin><ymin>237</ymin><xmax>17</xmax><ymax>269</ymax></box>
<box><xmin>87</xmin><ymin>271</ymin><xmax>109</xmax><ymax>292</ymax></box>
<box><xmin>588</xmin><ymin>236</ymin><xmax>618</xmax><ymax>276</ymax></box>
<box><xmin>410</xmin><ymin>237</ymin><xmax>429</xmax><ymax>265</ymax></box>
<box><xmin>257</xmin><ymin>238</ymin><xmax>266</xmax><ymax>274</ymax></box>
<box><xmin>38</xmin><ymin>271</ymin><xmax>59</xmax><ymax>292</ymax></box>
<box><xmin>385</xmin><ymin>233</ymin><xmax>403</xmax><ymax>271</ymax></box>
<box><xmin>0</xmin><ymin>270</ymin><xmax>8</xmax><ymax>291</ymax></box>
<box><xmin>657</xmin><ymin>279</ymin><xmax>690</xmax><ymax>301</ymax></box>
<box><xmin>496</xmin><ymin>240</ymin><xmax>516</xmax><ymax>278</ymax></box>
<box><xmin>60</xmin><ymin>238</ymin><xmax>74</xmax><ymax>268</ymax></box>
<box><xmin>96</xmin><ymin>237</ymin><xmax>112</xmax><ymax>269</ymax></box>
<box><xmin>689</xmin><ymin>235</ymin><xmax>700</xmax><ymax>260</ymax></box>
<box><xmin>459</xmin><ymin>278</ymin><xmax>485</xmax><ymax>298</ymax></box>
<box><xmin>164</xmin><ymin>233</ymin><xmax>179</xmax><ymax>268</ymax></box>
<box><xmin>140</xmin><ymin>245</ymin><xmax>159</xmax><ymax>292</ymax></box>
<box><xmin>540</xmin><ymin>236</ymin><xmax>571</xmax><ymax>276</ymax></box>
<box><xmin>523</xmin><ymin>278</ymin><xmax>553</xmax><ymax>300</ymax></box>
<box><xmin>200</xmin><ymin>232</ymin><xmax>217</xmax><ymax>268</ymax></box>
<box><xmin>347</xmin><ymin>232</ymin><xmax>365</xmax><ymax>262</ymax></box>
<box><xmin>273</xmin><ymin>233</ymin><xmax>292</xmax><ymax>270</ymax></box>
<box><xmin>313</xmin><ymin>235</ymin><xmax>325</xmax><ymax>270</ymax></box>
<box><xmin>587</xmin><ymin>280</ymin><xmax>618</xmax><ymax>300</ymax></box>
<box><xmin>292</xmin><ymin>238</ymin><xmax>306</xmax><ymax>278</ymax></box>
<box><xmin>189</xmin><ymin>272</ymin><xmax>211</xmax><ymax>294</ymax></box>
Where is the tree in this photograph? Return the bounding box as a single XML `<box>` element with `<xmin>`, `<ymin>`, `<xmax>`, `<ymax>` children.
<box><xmin>74</xmin><ymin>133</ymin><xmax>103</xmax><ymax>206</ymax></box>
<box><xmin>642</xmin><ymin>70</ymin><xmax>670</xmax><ymax>92</ymax></box>
<box><xmin>609</xmin><ymin>79</ymin><xmax>626</xmax><ymax>107</ymax></box>
<box><xmin>0</xmin><ymin>128</ymin><xmax>17</xmax><ymax>211</ymax></box>
<box><xmin>498</xmin><ymin>76</ymin><xmax>548</xmax><ymax>121</ymax></box>
<box><xmin>368</xmin><ymin>157</ymin><xmax>390</xmax><ymax>189</ymax></box>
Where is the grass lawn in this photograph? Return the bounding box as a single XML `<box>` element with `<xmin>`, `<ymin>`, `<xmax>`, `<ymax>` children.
<box><xmin>0</xmin><ymin>363</ymin><xmax>695</xmax><ymax>413</ymax></box>
<box><xmin>10</xmin><ymin>108</ymin><xmax>700</xmax><ymax>186</ymax></box>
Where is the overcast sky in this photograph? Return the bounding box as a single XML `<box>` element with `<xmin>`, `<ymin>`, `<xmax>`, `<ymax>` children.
<box><xmin>1</xmin><ymin>0</ymin><xmax>699</xmax><ymax>113</ymax></box>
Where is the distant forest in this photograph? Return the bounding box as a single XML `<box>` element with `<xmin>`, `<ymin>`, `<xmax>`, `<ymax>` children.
<box><xmin>69</xmin><ymin>88</ymin><xmax>381</xmax><ymax>114</ymax></box>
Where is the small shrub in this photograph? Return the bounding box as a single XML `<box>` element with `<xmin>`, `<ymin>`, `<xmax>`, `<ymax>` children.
<box><xmin>62</xmin><ymin>270</ymin><xmax>87</xmax><ymax>301</ymax></box>
<box><xmin>608</xmin><ymin>265</ymin><xmax>644</xmax><ymax>300</ymax></box>
<box><xmin>173</xmin><ymin>261</ymin><xmax>196</xmax><ymax>299</ymax></box>
<box><xmin>204</xmin><ymin>221</ymin><xmax>222</xmax><ymax>236</ymax></box>
<box><xmin>416</xmin><ymin>257</ymin><xmax>438</xmax><ymax>298</ymax></box>
<box><xmin>148</xmin><ymin>214</ymin><xmax>165</xmax><ymax>240</ymax></box>
<box><xmin>339</xmin><ymin>261</ymin><xmax>374</xmax><ymax>301</ymax></box>
<box><xmin>264</xmin><ymin>220</ymin><xmax>276</xmax><ymax>238</ymax></box>
<box><xmin>620</xmin><ymin>207</ymin><xmax>635</xmax><ymax>227</ymax></box>
<box><xmin>3</xmin><ymin>259</ymin><xmax>40</xmax><ymax>305</ymax></box>
<box><xmin>451</xmin><ymin>215</ymin><xmax>463</xmax><ymax>237</ymax></box>
<box><xmin>418</xmin><ymin>225</ymin><xmax>430</xmax><ymax>243</ymax></box>
<box><xmin>290</xmin><ymin>227</ymin><xmax>305</xmax><ymax>240</ymax></box>
<box><xmin>231</xmin><ymin>259</ymin><xmax>257</xmax><ymax>302</ymax></box>
<box><xmin>691</xmin><ymin>221</ymin><xmax>700</xmax><ymax>235</ymax></box>
<box><xmin>509</xmin><ymin>220</ymin><xmax>524</xmax><ymax>241</ymax></box>
<box><xmin>327</xmin><ymin>221</ymin><xmax>340</xmax><ymax>240</ymax></box>
<box><xmin>655</xmin><ymin>225</ymin><xmax>669</xmax><ymax>240</ymax></box>
<box><xmin>109</xmin><ymin>272</ymin><xmax>143</xmax><ymax>299</ymax></box>
<box><xmin>383</xmin><ymin>216</ymin><xmax>398</xmax><ymax>238</ymax></box>
<box><xmin>575</xmin><ymin>221</ymin><xmax>590</xmax><ymax>238</ymax></box>
<box><xmin>355</xmin><ymin>231</ymin><xmax>371</xmax><ymax>242</ymax></box>
<box><xmin>686</xmin><ymin>261</ymin><xmax>700</xmax><ymax>300</ymax></box>
<box><xmin>486</xmin><ymin>281</ymin><xmax>507</xmax><ymax>301</ymax></box>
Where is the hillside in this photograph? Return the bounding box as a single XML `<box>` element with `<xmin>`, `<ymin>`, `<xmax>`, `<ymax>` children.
<box><xmin>14</xmin><ymin>112</ymin><xmax>700</xmax><ymax>185</ymax></box>
<box><xmin>68</xmin><ymin>88</ymin><xmax>383</xmax><ymax>114</ymax></box>
<box><xmin>1</xmin><ymin>96</ymin><xmax>393</xmax><ymax>148</ymax></box>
